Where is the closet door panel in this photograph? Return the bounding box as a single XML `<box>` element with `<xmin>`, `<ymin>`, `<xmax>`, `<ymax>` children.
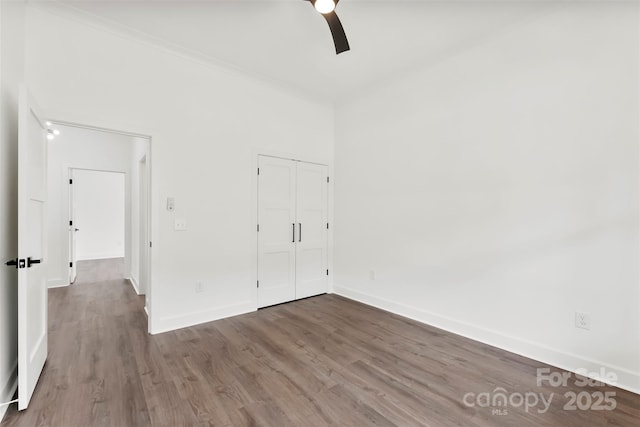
<box><xmin>295</xmin><ymin>162</ymin><xmax>328</xmax><ymax>299</ymax></box>
<box><xmin>257</xmin><ymin>156</ymin><xmax>297</xmax><ymax>308</ymax></box>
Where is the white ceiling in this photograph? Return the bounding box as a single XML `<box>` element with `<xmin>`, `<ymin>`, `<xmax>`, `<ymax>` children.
<box><xmin>40</xmin><ymin>0</ymin><xmax>556</xmax><ymax>103</ymax></box>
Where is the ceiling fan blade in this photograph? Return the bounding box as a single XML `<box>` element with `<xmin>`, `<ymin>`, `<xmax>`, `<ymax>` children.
<box><xmin>322</xmin><ymin>11</ymin><xmax>350</xmax><ymax>54</ymax></box>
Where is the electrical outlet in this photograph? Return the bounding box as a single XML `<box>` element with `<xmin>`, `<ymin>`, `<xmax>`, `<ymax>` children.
<box><xmin>195</xmin><ymin>281</ymin><xmax>204</xmax><ymax>293</ymax></box>
<box><xmin>575</xmin><ymin>312</ymin><xmax>590</xmax><ymax>330</ymax></box>
<box><xmin>174</xmin><ymin>219</ymin><xmax>187</xmax><ymax>231</ymax></box>
<box><xmin>369</xmin><ymin>270</ymin><xmax>376</xmax><ymax>280</ymax></box>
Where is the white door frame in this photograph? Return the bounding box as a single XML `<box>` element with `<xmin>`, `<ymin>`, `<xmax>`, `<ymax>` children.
<box><xmin>68</xmin><ymin>168</ymin><xmax>77</xmax><ymax>284</ymax></box>
<box><xmin>138</xmin><ymin>155</ymin><xmax>150</xmax><ymax>314</ymax></box>
<box><xmin>49</xmin><ymin>119</ymin><xmax>154</xmax><ymax>333</ymax></box>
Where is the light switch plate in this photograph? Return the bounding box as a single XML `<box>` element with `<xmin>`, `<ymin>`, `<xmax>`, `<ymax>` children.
<box><xmin>174</xmin><ymin>219</ymin><xmax>187</xmax><ymax>231</ymax></box>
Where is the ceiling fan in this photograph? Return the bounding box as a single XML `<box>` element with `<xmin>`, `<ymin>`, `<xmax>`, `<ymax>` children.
<box><xmin>304</xmin><ymin>0</ymin><xmax>350</xmax><ymax>55</ymax></box>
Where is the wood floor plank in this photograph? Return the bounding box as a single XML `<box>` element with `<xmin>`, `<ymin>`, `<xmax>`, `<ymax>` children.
<box><xmin>2</xmin><ymin>258</ymin><xmax>639</xmax><ymax>427</ymax></box>
<box><xmin>312</xmin><ymin>384</ymin><xmax>397</xmax><ymax>427</ymax></box>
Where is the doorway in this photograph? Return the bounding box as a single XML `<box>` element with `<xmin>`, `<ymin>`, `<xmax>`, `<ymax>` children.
<box><xmin>45</xmin><ymin>122</ymin><xmax>152</xmax><ymax>328</ymax></box>
<box><xmin>69</xmin><ymin>169</ymin><xmax>126</xmax><ymax>283</ymax></box>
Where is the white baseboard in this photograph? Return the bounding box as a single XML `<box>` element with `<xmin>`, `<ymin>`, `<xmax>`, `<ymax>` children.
<box><xmin>0</xmin><ymin>359</ymin><xmax>18</xmax><ymax>423</ymax></box>
<box><xmin>144</xmin><ymin>306</ymin><xmax>149</xmax><ymax>317</ymax></box>
<box><xmin>333</xmin><ymin>285</ymin><xmax>640</xmax><ymax>395</ymax></box>
<box><xmin>151</xmin><ymin>301</ymin><xmax>255</xmax><ymax>335</ymax></box>
<box><xmin>47</xmin><ymin>278</ymin><xmax>69</xmax><ymax>288</ymax></box>
<box><xmin>128</xmin><ymin>276</ymin><xmax>140</xmax><ymax>295</ymax></box>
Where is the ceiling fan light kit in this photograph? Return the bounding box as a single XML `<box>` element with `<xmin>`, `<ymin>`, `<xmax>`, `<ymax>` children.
<box><xmin>306</xmin><ymin>0</ymin><xmax>350</xmax><ymax>55</ymax></box>
<box><xmin>314</xmin><ymin>0</ymin><xmax>336</xmax><ymax>14</ymax></box>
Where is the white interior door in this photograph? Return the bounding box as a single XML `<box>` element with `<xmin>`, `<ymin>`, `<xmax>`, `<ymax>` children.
<box><xmin>68</xmin><ymin>169</ymin><xmax>77</xmax><ymax>283</ymax></box>
<box><xmin>295</xmin><ymin>162</ymin><xmax>328</xmax><ymax>299</ymax></box>
<box><xmin>17</xmin><ymin>86</ymin><xmax>48</xmax><ymax>410</ymax></box>
<box><xmin>257</xmin><ymin>156</ymin><xmax>296</xmax><ymax>308</ymax></box>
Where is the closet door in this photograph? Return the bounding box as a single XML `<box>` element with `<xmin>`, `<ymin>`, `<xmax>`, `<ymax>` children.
<box><xmin>295</xmin><ymin>162</ymin><xmax>328</xmax><ymax>299</ymax></box>
<box><xmin>257</xmin><ymin>156</ymin><xmax>297</xmax><ymax>308</ymax></box>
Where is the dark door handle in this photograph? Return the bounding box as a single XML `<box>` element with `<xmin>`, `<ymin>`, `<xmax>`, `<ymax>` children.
<box><xmin>5</xmin><ymin>258</ymin><xmax>26</xmax><ymax>269</ymax></box>
<box><xmin>75</xmin><ymin>228</ymin><xmax>79</xmax><ymax>232</ymax></box>
<box><xmin>27</xmin><ymin>257</ymin><xmax>42</xmax><ymax>268</ymax></box>
<box><xmin>299</xmin><ymin>223</ymin><xmax>302</xmax><ymax>242</ymax></box>
<box><xmin>292</xmin><ymin>223</ymin><xmax>295</xmax><ymax>243</ymax></box>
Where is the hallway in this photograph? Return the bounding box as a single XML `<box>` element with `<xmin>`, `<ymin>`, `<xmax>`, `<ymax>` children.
<box><xmin>75</xmin><ymin>258</ymin><xmax>127</xmax><ymax>284</ymax></box>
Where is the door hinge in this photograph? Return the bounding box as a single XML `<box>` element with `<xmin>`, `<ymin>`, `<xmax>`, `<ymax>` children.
<box><xmin>69</xmin><ymin>220</ymin><xmax>73</xmax><ymax>226</ymax></box>
<box><xmin>327</xmin><ymin>176</ymin><xmax>330</xmax><ymax>183</ymax></box>
<box><xmin>326</xmin><ymin>269</ymin><xmax>329</xmax><ymax>276</ymax></box>
<box><xmin>257</xmin><ymin>168</ymin><xmax>260</xmax><ymax>175</ymax></box>
<box><xmin>257</xmin><ymin>224</ymin><xmax>260</xmax><ymax>232</ymax></box>
<box><xmin>69</xmin><ymin>179</ymin><xmax>73</xmax><ymax>184</ymax></box>
<box><xmin>149</xmin><ymin>241</ymin><xmax>152</xmax><ymax>248</ymax></box>
<box><xmin>257</xmin><ymin>280</ymin><xmax>259</xmax><ymax>288</ymax></box>
<box><xmin>326</xmin><ymin>223</ymin><xmax>329</xmax><ymax>229</ymax></box>
<box><xmin>69</xmin><ymin>262</ymin><xmax>73</xmax><ymax>268</ymax></box>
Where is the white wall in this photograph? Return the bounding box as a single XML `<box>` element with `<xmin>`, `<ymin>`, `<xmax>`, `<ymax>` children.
<box><xmin>0</xmin><ymin>0</ymin><xmax>25</xmax><ymax>421</ymax></box>
<box><xmin>74</xmin><ymin>170</ymin><xmax>125</xmax><ymax>261</ymax></box>
<box><xmin>334</xmin><ymin>2</ymin><xmax>640</xmax><ymax>393</ymax></box>
<box><xmin>47</xmin><ymin>124</ymin><xmax>135</xmax><ymax>287</ymax></box>
<box><xmin>25</xmin><ymin>4</ymin><xmax>333</xmax><ymax>333</ymax></box>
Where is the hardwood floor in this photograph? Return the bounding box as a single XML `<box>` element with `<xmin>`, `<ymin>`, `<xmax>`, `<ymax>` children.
<box><xmin>2</xmin><ymin>259</ymin><xmax>638</xmax><ymax>426</ymax></box>
<box><xmin>74</xmin><ymin>257</ymin><xmax>126</xmax><ymax>284</ymax></box>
